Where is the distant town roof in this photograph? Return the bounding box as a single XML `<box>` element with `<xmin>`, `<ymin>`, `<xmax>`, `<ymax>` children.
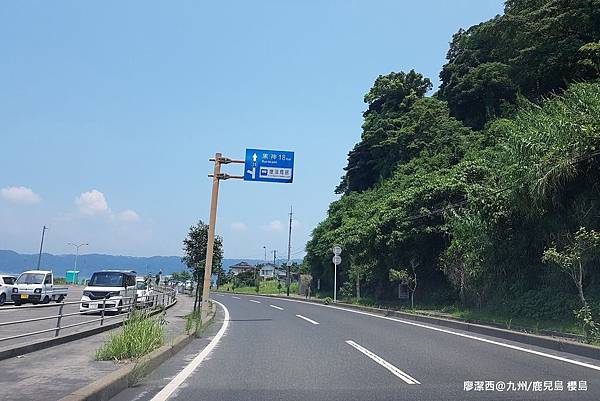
<box><xmin>229</xmin><ymin>261</ymin><xmax>255</xmax><ymax>269</ymax></box>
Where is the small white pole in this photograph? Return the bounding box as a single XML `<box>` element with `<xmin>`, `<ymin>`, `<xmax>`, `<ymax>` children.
<box><xmin>334</xmin><ymin>261</ymin><xmax>337</xmax><ymax>303</ymax></box>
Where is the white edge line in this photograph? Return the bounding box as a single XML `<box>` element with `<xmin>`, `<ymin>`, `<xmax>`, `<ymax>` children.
<box><xmin>233</xmin><ymin>293</ymin><xmax>600</xmax><ymax>372</ymax></box>
<box><xmin>269</xmin><ymin>304</ymin><xmax>284</xmax><ymax>310</ymax></box>
<box><xmin>296</xmin><ymin>314</ymin><xmax>319</xmax><ymax>325</ymax></box>
<box><xmin>346</xmin><ymin>340</ymin><xmax>420</xmax><ymax>385</ymax></box>
<box><xmin>249</xmin><ymin>299</ymin><xmax>261</xmax><ymax>303</ymax></box>
<box><xmin>150</xmin><ymin>300</ymin><xmax>230</xmax><ymax>401</ymax></box>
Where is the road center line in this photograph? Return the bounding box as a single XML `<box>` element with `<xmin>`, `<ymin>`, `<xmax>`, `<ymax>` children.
<box><xmin>232</xmin><ymin>296</ymin><xmax>240</xmax><ymax>299</ymax></box>
<box><xmin>249</xmin><ymin>299</ymin><xmax>261</xmax><ymax>304</ymax></box>
<box><xmin>150</xmin><ymin>300</ymin><xmax>230</xmax><ymax>401</ymax></box>
<box><xmin>269</xmin><ymin>304</ymin><xmax>284</xmax><ymax>310</ymax></box>
<box><xmin>346</xmin><ymin>340</ymin><xmax>420</xmax><ymax>385</ymax></box>
<box><xmin>239</xmin><ymin>293</ymin><xmax>600</xmax><ymax>372</ymax></box>
<box><xmin>296</xmin><ymin>314</ymin><xmax>319</xmax><ymax>325</ymax></box>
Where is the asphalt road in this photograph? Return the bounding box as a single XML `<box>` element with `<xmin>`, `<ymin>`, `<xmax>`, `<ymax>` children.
<box><xmin>112</xmin><ymin>292</ymin><xmax>600</xmax><ymax>401</ymax></box>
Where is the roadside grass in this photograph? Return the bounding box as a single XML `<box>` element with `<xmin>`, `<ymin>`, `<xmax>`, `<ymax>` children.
<box><xmin>221</xmin><ymin>280</ymin><xmax>298</xmax><ymax>295</ymax></box>
<box><xmin>96</xmin><ymin>311</ymin><xmax>167</xmax><ymax>361</ymax></box>
<box><xmin>185</xmin><ymin>309</ymin><xmax>203</xmax><ymax>337</ymax></box>
<box><xmin>341</xmin><ymin>296</ymin><xmax>583</xmax><ymax>338</ymax></box>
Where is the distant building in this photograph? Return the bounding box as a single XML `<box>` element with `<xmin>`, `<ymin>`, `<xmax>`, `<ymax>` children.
<box><xmin>229</xmin><ymin>261</ymin><xmax>256</xmax><ymax>275</ymax></box>
<box><xmin>259</xmin><ymin>263</ymin><xmax>287</xmax><ymax>280</ymax></box>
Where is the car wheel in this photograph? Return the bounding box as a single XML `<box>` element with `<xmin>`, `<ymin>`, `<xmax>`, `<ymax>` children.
<box><xmin>0</xmin><ymin>293</ymin><xmax>5</xmax><ymax>306</ymax></box>
<box><xmin>117</xmin><ymin>300</ymin><xmax>123</xmax><ymax>314</ymax></box>
<box><xmin>14</xmin><ymin>301</ymin><xmax>21</xmax><ymax>306</ymax></box>
<box><xmin>56</xmin><ymin>295</ymin><xmax>64</xmax><ymax>303</ymax></box>
<box><xmin>43</xmin><ymin>296</ymin><xmax>50</xmax><ymax>304</ymax></box>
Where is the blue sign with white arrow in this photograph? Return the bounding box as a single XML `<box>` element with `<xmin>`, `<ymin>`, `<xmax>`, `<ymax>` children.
<box><xmin>244</xmin><ymin>148</ymin><xmax>294</xmax><ymax>183</ymax></box>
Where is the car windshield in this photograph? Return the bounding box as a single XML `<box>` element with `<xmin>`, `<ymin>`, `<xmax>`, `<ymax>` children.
<box><xmin>16</xmin><ymin>273</ymin><xmax>45</xmax><ymax>284</ymax></box>
<box><xmin>88</xmin><ymin>272</ymin><xmax>124</xmax><ymax>287</ymax></box>
<box><xmin>136</xmin><ymin>281</ymin><xmax>147</xmax><ymax>290</ymax></box>
<box><xmin>3</xmin><ymin>276</ymin><xmax>15</xmax><ymax>285</ymax></box>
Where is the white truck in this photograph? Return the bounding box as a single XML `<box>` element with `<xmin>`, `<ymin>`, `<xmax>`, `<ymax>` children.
<box><xmin>11</xmin><ymin>270</ymin><xmax>68</xmax><ymax>305</ymax></box>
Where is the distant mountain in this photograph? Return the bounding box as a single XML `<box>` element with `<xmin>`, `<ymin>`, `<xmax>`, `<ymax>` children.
<box><xmin>0</xmin><ymin>250</ymin><xmax>301</xmax><ymax>279</ymax></box>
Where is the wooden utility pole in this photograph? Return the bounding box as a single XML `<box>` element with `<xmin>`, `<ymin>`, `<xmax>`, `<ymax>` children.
<box><xmin>201</xmin><ymin>153</ymin><xmax>244</xmax><ymax>321</ymax></box>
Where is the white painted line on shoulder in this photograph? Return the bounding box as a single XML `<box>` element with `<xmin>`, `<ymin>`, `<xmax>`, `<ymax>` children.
<box><xmin>249</xmin><ymin>299</ymin><xmax>261</xmax><ymax>304</ymax></box>
<box><xmin>269</xmin><ymin>305</ymin><xmax>284</xmax><ymax>310</ymax></box>
<box><xmin>150</xmin><ymin>300</ymin><xmax>230</xmax><ymax>401</ymax></box>
<box><xmin>296</xmin><ymin>314</ymin><xmax>319</xmax><ymax>325</ymax></box>
<box><xmin>346</xmin><ymin>340</ymin><xmax>420</xmax><ymax>385</ymax></box>
<box><xmin>232</xmin><ymin>296</ymin><xmax>240</xmax><ymax>299</ymax></box>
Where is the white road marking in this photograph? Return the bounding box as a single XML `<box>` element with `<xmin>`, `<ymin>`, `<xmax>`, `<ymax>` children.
<box><xmin>242</xmin><ymin>294</ymin><xmax>600</xmax><ymax>372</ymax></box>
<box><xmin>232</xmin><ymin>296</ymin><xmax>240</xmax><ymax>299</ymax></box>
<box><xmin>269</xmin><ymin>305</ymin><xmax>284</xmax><ymax>310</ymax></box>
<box><xmin>346</xmin><ymin>340</ymin><xmax>420</xmax><ymax>385</ymax></box>
<box><xmin>296</xmin><ymin>314</ymin><xmax>319</xmax><ymax>325</ymax></box>
<box><xmin>249</xmin><ymin>299</ymin><xmax>261</xmax><ymax>304</ymax></box>
<box><xmin>150</xmin><ymin>300</ymin><xmax>230</xmax><ymax>401</ymax></box>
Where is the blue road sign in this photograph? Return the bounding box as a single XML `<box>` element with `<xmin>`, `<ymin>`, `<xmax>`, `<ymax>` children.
<box><xmin>244</xmin><ymin>148</ymin><xmax>294</xmax><ymax>183</ymax></box>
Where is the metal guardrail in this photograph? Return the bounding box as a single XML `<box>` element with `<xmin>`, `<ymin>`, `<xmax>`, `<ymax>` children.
<box><xmin>0</xmin><ymin>287</ymin><xmax>177</xmax><ymax>344</ymax></box>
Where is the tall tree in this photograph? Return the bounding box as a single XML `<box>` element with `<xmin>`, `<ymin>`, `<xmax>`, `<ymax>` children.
<box><xmin>182</xmin><ymin>220</ymin><xmax>224</xmax><ymax>311</ymax></box>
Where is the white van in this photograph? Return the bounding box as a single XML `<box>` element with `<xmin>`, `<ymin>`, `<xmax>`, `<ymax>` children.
<box><xmin>80</xmin><ymin>270</ymin><xmax>137</xmax><ymax>313</ymax></box>
<box><xmin>135</xmin><ymin>276</ymin><xmax>153</xmax><ymax>307</ymax></box>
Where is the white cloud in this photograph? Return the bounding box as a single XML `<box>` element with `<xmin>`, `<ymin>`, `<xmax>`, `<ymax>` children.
<box><xmin>75</xmin><ymin>189</ymin><xmax>110</xmax><ymax>215</ymax></box>
<box><xmin>264</xmin><ymin>220</ymin><xmax>284</xmax><ymax>232</ymax></box>
<box><xmin>1</xmin><ymin>186</ymin><xmax>41</xmax><ymax>204</ymax></box>
<box><xmin>291</xmin><ymin>219</ymin><xmax>301</xmax><ymax>229</ymax></box>
<box><xmin>231</xmin><ymin>222</ymin><xmax>247</xmax><ymax>232</ymax></box>
<box><xmin>117</xmin><ymin>209</ymin><xmax>140</xmax><ymax>222</ymax></box>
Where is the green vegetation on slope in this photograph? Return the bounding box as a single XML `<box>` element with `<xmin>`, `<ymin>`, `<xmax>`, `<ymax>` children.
<box><xmin>306</xmin><ymin>0</ymin><xmax>600</xmax><ymax>341</ymax></box>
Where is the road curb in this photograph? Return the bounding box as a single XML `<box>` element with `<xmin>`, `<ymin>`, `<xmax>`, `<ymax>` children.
<box><xmin>221</xmin><ymin>291</ymin><xmax>600</xmax><ymax>361</ymax></box>
<box><xmin>0</xmin><ymin>300</ymin><xmax>177</xmax><ymax>362</ymax></box>
<box><xmin>58</xmin><ymin>303</ymin><xmax>217</xmax><ymax>401</ymax></box>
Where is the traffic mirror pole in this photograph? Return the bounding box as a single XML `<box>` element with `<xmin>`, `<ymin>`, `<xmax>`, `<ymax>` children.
<box><xmin>201</xmin><ymin>153</ymin><xmax>244</xmax><ymax>322</ymax></box>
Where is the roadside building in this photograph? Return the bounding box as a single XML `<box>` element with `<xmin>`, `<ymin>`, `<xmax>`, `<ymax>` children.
<box><xmin>229</xmin><ymin>261</ymin><xmax>256</xmax><ymax>276</ymax></box>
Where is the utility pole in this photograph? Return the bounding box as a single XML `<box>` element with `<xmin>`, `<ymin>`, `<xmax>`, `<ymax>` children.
<box><xmin>263</xmin><ymin>246</ymin><xmax>267</xmax><ymax>263</ymax></box>
<box><xmin>273</xmin><ymin>249</ymin><xmax>277</xmax><ymax>265</ymax></box>
<box><xmin>286</xmin><ymin>205</ymin><xmax>293</xmax><ymax>296</ymax></box>
<box><xmin>36</xmin><ymin>226</ymin><xmax>48</xmax><ymax>270</ymax></box>
<box><xmin>201</xmin><ymin>153</ymin><xmax>244</xmax><ymax>321</ymax></box>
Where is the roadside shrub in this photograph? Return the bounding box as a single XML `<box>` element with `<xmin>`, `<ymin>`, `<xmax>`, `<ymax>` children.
<box><xmin>339</xmin><ymin>281</ymin><xmax>354</xmax><ymax>300</ymax></box>
<box><xmin>500</xmin><ymin>289</ymin><xmax>577</xmax><ymax>321</ymax></box>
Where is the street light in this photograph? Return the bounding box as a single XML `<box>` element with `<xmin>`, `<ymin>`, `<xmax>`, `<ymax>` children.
<box><xmin>67</xmin><ymin>242</ymin><xmax>89</xmax><ymax>271</ymax></box>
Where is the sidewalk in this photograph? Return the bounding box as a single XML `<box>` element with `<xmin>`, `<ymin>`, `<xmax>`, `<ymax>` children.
<box><xmin>1</xmin><ymin>292</ymin><xmax>195</xmax><ymax>401</ymax></box>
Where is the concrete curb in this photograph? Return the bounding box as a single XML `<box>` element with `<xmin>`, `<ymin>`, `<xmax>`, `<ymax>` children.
<box><xmin>0</xmin><ymin>300</ymin><xmax>177</xmax><ymax>362</ymax></box>
<box><xmin>221</xmin><ymin>291</ymin><xmax>600</xmax><ymax>361</ymax></box>
<box><xmin>58</xmin><ymin>303</ymin><xmax>218</xmax><ymax>401</ymax></box>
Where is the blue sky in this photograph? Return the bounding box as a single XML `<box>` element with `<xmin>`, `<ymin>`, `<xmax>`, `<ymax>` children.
<box><xmin>0</xmin><ymin>0</ymin><xmax>504</xmax><ymax>259</ymax></box>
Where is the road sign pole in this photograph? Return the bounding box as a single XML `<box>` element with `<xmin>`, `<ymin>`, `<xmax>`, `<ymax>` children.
<box><xmin>201</xmin><ymin>153</ymin><xmax>222</xmax><ymax>322</ymax></box>
<box><xmin>332</xmin><ymin>247</ymin><xmax>341</xmax><ymax>304</ymax></box>
<box><xmin>334</xmin><ymin>261</ymin><xmax>337</xmax><ymax>303</ymax></box>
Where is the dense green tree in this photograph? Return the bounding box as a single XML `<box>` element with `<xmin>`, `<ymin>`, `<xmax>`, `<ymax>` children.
<box><xmin>182</xmin><ymin>220</ymin><xmax>224</xmax><ymax>310</ymax></box>
<box><xmin>439</xmin><ymin>0</ymin><xmax>600</xmax><ymax>129</ymax></box>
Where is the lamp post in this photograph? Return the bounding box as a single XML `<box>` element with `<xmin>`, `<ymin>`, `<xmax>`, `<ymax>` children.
<box><xmin>67</xmin><ymin>242</ymin><xmax>88</xmax><ymax>271</ymax></box>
